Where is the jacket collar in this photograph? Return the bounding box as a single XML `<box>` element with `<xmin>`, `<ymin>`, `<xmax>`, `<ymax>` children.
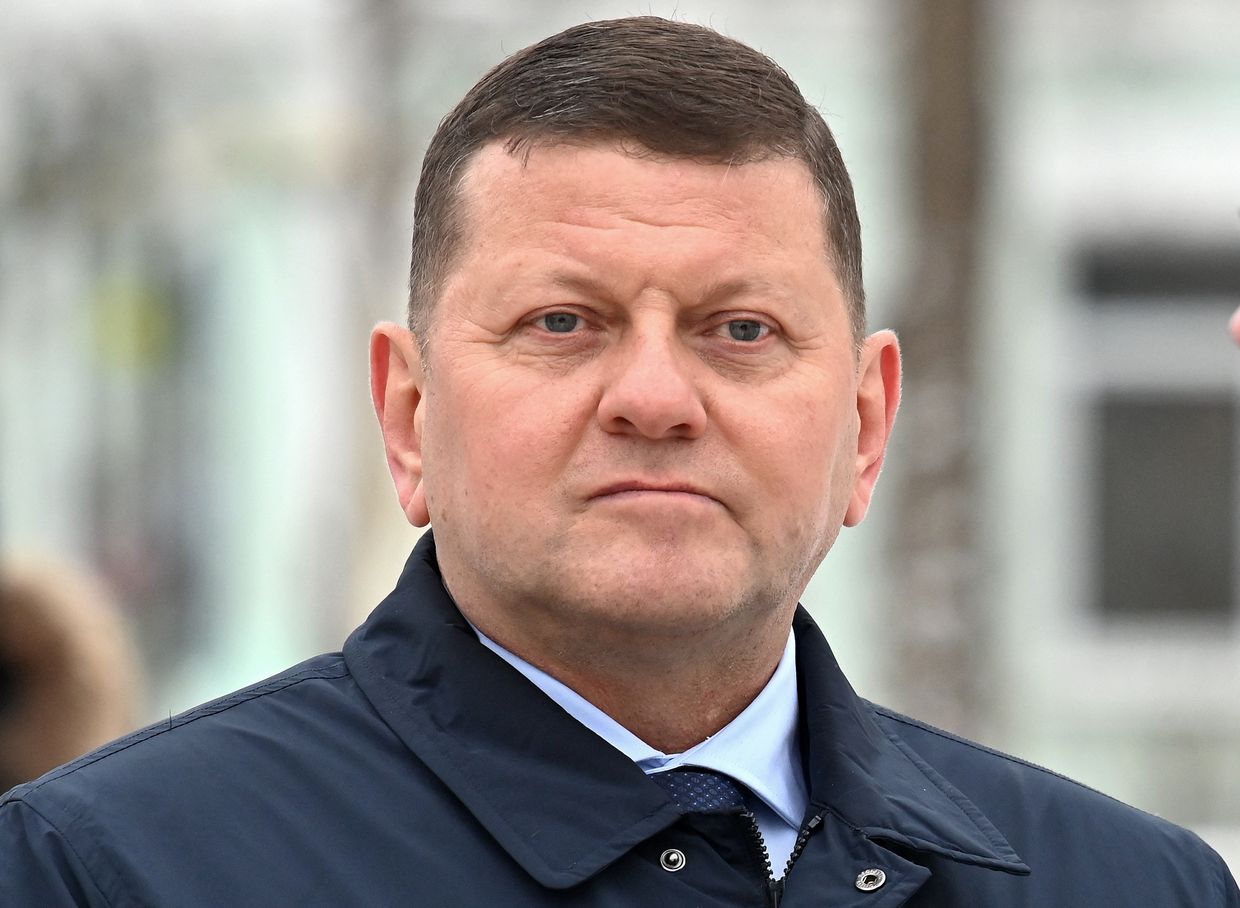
<box><xmin>344</xmin><ymin>534</ymin><xmax>1027</xmax><ymax>888</ymax></box>
<box><xmin>794</xmin><ymin>611</ymin><xmax>1029</xmax><ymax>875</ymax></box>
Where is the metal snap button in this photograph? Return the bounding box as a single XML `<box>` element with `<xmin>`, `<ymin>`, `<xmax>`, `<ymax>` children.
<box><xmin>659</xmin><ymin>848</ymin><xmax>686</xmax><ymax>872</ymax></box>
<box><xmin>855</xmin><ymin>868</ymin><xmax>887</xmax><ymax>891</ymax></box>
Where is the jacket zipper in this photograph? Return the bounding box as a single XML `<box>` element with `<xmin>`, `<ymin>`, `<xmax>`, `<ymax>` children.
<box><xmin>743</xmin><ymin>810</ymin><xmax>825</xmax><ymax>908</ymax></box>
<box><xmin>740</xmin><ymin>809</ymin><xmax>778</xmax><ymax>905</ymax></box>
<box><xmin>782</xmin><ymin>811</ymin><xmax>823</xmax><ymax>876</ymax></box>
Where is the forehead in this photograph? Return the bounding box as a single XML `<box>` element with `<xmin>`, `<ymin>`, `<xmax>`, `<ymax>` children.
<box><xmin>451</xmin><ymin>141</ymin><xmax>829</xmax><ymax>264</ymax></box>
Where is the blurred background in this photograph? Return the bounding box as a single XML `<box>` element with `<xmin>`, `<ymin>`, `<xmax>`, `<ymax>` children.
<box><xmin>1</xmin><ymin>0</ymin><xmax>1237</xmax><ymax>869</ymax></box>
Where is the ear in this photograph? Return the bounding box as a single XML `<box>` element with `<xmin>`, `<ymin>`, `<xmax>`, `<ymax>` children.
<box><xmin>370</xmin><ymin>323</ymin><xmax>430</xmax><ymax>527</ymax></box>
<box><xmin>843</xmin><ymin>330</ymin><xmax>901</xmax><ymax>527</ymax></box>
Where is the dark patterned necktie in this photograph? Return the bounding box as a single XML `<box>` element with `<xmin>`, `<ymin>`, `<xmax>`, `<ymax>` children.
<box><xmin>650</xmin><ymin>768</ymin><xmax>747</xmax><ymax>813</ymax></box>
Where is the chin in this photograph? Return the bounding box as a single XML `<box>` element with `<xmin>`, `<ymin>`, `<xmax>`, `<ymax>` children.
<box><xmin>553</xmin><ymin>558</ymin><xmax>775</xmax><ymax>636</ymax></box>
<box><xmin>574</xmin><ymin>596</ymin><xmax>752</xmax><ymax>639</ymax></box>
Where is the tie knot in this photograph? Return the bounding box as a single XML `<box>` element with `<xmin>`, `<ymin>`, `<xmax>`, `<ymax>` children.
<box><xmin>651</xmin><ymin>768</ymin><xmax>747</xmax><ymax>813</ymax></box>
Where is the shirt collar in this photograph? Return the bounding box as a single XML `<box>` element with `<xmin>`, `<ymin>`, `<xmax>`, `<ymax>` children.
<box><xmin>472</xmin><ymin>624</ymin><xmax>807</xmax><ymax>831</ymax></box>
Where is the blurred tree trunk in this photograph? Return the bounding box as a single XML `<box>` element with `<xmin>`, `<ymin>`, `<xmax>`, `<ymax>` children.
<box><xmin>346</xmin><ymin>0</ymin><xmax>429</xmax><ymax>626</ymax></box>
<box><xmin>888</xmin><ymin>0</ymin><xmax>992</xmax><ymax>738</ymax></box>
<box><xmin>350</xmin><ymin>0</ymin><xmax>419</xmax><ymax>260</ymax></box>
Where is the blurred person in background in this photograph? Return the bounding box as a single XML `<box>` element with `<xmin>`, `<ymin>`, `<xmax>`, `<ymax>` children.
<box><xmin>1</xmin><ymin>16</ymin><xmax>1237</xmax><ymax>907</ymax></box>
<box><xmin>0</xmin><ymin>558</ymin><xmax>141</xmax><ymax>793</ymax></box>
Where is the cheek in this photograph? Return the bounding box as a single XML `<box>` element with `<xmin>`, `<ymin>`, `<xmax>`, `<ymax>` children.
<box><xmin>752</xmin><ymin>394</ymin><xmax>849</xmax><ymax>479</ymax></box>
<box><xmin>737</xmin><ymin>392</ymin><xmax>857</xmax><ymax>531</ymax></box>
<box><xmin>427</xmin><ymin>375</ymin><xmax>591</xmax><ymax>501</ymax></box>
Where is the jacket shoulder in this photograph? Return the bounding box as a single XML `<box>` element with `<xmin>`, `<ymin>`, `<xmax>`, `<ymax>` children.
<box><xmin>2</xmin><ymin>653</ymin><xmax>352</xmax><ymax>811</ymax></box>
<box><xmin>867</xmin><ymin>701</ymin><xmax>1122</xmax><ymax>804</ymax></box>
<box><xmin>867</xmin><ymin>702</ymin><xmax>1238</xmax><ymax>903</ymax></box>
<box><xmin>0</xmin><ymin>652</ymin><xmax>418</xmax><ymax>904</ymax></box>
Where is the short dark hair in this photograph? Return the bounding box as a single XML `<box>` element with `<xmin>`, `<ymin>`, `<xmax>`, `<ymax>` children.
<box><xmin>408</xmin><ymin>16</ymin><xmax>865</xmax><ymax>340</ymax></box>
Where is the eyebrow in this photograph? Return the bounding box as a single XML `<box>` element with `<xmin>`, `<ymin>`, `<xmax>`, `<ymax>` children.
<box><xmin>699</xmin><ymin>277</ymin><xmax>769</xmax><ymax>307</ymax></box>
<box><xmin>549</xmin><ymin>271</ymin><xmax>613</xmax><ymax>297</ymax></box>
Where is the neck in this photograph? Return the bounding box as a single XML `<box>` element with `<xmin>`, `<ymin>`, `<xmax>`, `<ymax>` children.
<box><xmin>464</xmin><ymin>606</ymin><xmax>793</xmax><ymax>754</ymax></box>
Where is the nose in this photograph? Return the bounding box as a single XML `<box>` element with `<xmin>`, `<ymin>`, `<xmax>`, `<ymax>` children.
<box><xmin>596</xmin><ymin>329</ymin><xmax>708</xmax><ymax>440</ymax></box>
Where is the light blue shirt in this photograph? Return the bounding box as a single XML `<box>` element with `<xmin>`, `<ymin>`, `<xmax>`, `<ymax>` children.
<box><xmin>471</xmin><ymin>626</ymin><xmax>809</xmax><ymax>874</ymax></box>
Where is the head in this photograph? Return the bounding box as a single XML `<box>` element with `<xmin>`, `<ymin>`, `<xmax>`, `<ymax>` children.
<box><xmin>0</xmin><ymin>559</ymin><xmax>141</xmax><ymax>792</ymax></box>
<box><xmin>407</xmin><ymin>16</ymin><xmax>867</xmax><ymax>345</ymax></box>
<box><xmin>371</xmin><ymin>18</ymin><xmax>900</xmax><ymax>668</ymax></box>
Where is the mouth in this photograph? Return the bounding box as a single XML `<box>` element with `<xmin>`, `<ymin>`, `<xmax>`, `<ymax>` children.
<box><xmin>589</xmin><ymin>480</ymin><xmax>721</xmax><ymax>506</ymax></box>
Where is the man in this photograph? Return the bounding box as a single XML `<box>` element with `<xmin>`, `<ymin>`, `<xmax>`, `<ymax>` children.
<box><xmin>2</xmin><ymin>17</ymin><xmax>1236</xmax><ymax>906</ymax></box>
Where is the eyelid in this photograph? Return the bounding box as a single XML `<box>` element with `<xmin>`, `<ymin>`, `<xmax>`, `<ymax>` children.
<box><xmin>526</xmin><ymin>304</ymin><xmax>585</xmax><ymax>321</ymax></box>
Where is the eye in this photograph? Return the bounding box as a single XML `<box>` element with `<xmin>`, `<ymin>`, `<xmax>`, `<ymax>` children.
<box><xmin>723</xmin><ymin>319</ymin><xmax>769</xmax><ymax>342</ymax></box>
<box><xmin>541</xmin><ymin>312</ymin><xmax>580</xmax><ymax>333</ymax></box>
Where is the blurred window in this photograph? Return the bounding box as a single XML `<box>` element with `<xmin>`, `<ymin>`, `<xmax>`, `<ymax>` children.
<box><xmin>1079</xmin><ymin>243</ymin><xmax>1239</xmax><ymax>624</ymax></box>
<box><xmin>1081</xmin><ymin>243</ymin><xmax>1240</xmax><ymax>302</ymax></box>
<box><xmin>1096</xmin><ymin>393</ymin><xmax>1235</xmax><ymax>620</ymax></box>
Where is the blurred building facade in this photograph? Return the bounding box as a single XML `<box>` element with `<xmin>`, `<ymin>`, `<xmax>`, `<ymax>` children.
<box><xmin>1</xmin><ymin>0</ymin><xmax>1236</xmax><ymax>867</ymax></box>
<box><xmin>979</xmin><ymin>0</ymin><xmax>1240</xmax><ymax>866</ymax></box>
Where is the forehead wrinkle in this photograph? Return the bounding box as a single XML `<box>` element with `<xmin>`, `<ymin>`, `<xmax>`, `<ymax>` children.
<box><xmin>553</xmin><ymin>190</ymin><xmax>752</xmax><ymax>231</ymax></box>
<box><xmin>504</xmin><ymin>219</ymin><xmax>815</xmax><ymax>314</ymax></box>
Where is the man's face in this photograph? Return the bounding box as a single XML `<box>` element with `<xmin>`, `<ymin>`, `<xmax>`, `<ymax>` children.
<box><xmin>376</xmin><ymin>142</ymin><xmax>898</xmax><ymax>643</ymax></box>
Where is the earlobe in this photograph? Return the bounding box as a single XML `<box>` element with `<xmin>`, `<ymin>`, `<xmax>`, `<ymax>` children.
<box><xmin>370</xmin><ymin>323</ymin><xmax>431</xmax><ymax>527</ymax></box>
<box><xmin>843</xmin><ymin>330</ymin><xmax>901</xmax><ymax>527</ymax></box>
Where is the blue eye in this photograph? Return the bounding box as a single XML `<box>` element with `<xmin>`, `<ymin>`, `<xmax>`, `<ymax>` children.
<box><xmin>727</xmin><ymin>320</ymin><xmax>766</xmax><ymax>342</ymax></box>
<box><xmin>542</xmin><ymin>312</ymin><xmax>580</xmax><ymax>333</ymax></box>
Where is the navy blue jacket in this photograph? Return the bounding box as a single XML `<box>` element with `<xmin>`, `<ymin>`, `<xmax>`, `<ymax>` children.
<box><xmin>3</xmin><ymin>534</ymin><xmax>1237</xmax><ymax>905</ymax></box>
